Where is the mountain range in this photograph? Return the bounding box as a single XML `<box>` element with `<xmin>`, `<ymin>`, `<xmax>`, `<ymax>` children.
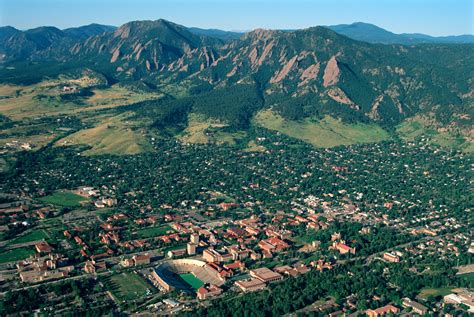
<box><xmin>0</xmin><ymin>24</ymin><xmax>116</xmax><ymax>62</ymax></box>
<box><xmin>328</xmin><ymin>22</ymin><xmax>474</xmax><ymax>44</ymax></box>
<box><xmin>2</xmin><ymin>21</ymin><xmax>473</xmax><ymax>63</ymax></box>
<box><xmin>191</xmin><ymin>22</ymin><xmax>474</xmax><ymax>44</ymax></box>
<box><xmin>0</xmin><ymin>19</ymin><xmax>472</xmax><ymax>143</ymax></box>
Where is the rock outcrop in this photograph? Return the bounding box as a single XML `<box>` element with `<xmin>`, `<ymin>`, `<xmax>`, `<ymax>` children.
<box><xmin>323</xmin><ymin>56</ymin><xmax>340</xmax><ymax>87</ymax></box>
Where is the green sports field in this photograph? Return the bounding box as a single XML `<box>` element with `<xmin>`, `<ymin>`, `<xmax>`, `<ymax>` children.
<box><xmin>38</xmin><ymin>191</ymin><xmax>87</xmax><ymax>207</ymax></box>
<box><xmin>106</xmin><ymin>272</ymin><xmax>151</xmax><ymax>301</ymax></box>
<box><xmin>180</xmin><ymin>273</ymin><xmax>204</xmax><ymax>289</ymax></box>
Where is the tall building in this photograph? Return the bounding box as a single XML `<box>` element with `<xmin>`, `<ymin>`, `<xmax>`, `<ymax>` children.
<box><xmin>203</xmin><ymin>248</ymin><xmax>220</xmax><ymax>262</ymax></box>
<box><xmin>187</xmin><ymin>243</ymin><xmax>197</xmax><ymax>255</ymax></box>
<box><xmin>190</xmin><ymin>233</ymin><xmax>200</xmax><ymax>245</ymax></box>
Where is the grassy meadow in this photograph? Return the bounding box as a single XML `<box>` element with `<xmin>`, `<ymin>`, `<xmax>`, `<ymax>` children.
<box><xmin>55</xmin><ymin>112</ymin><xmax>154</xmax><ymax>155</ymax></box>
<box><xmin>255</xmin><ymin>109</ymin><xmax>390</xmax><ymax>148</ymax></box>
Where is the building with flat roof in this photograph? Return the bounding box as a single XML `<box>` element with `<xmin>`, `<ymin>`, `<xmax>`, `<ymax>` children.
<box><xmin>19</xmin><ymin>266</ymin><xmax>74</xmax><ymax>283</ymax></box>
<box><xmin>444</xmin><ymin>291</ymin><xmax>474</xmax><ymax>313</ymax></box>
<box><xmin>235</xmin><ymin>278</ymin><xmax>266</xmax><ymax>292</ymax></box>
<box><xmin>203</xmin><ymin>248</ymin><xmax>232</xmax><ymax>263</ymax></box>
<box><xmin>383</xmin><ymin>252</ymin><xmax>400</xmax><ymax>263</ymax></box>
<box><xmin>249</xmin><ymin>267</ymin><xmax>283</xmax><ymax>283</ymax></box>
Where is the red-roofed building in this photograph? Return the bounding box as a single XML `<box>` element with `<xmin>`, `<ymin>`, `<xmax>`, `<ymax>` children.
<box><xmin>307</xmin><ymin>222</ymin><xmax>320</xmax><ymax>230</ymax></box>
<box><xmin>383</xmin><ymin>252</ymin><xmax>400</xmax><ymax>263</ymax></box>
<box><xmin>224</xmin><ymin>260</ymin><xmax>245</xmax><ymax>271</ymax></box>
<box><xmin>258</xmin><ymin>237</ymin><xmax>289</xmax><ymax>253</ymax></box>
<box><xmin>218</xmin><ymin>202</ymin><xmax>238</xmax><ymax>211</ymax></box>
<box><xmin>35</xmin><ymin>241</ymin><xmax>53</xmax><ymax>253</ymax></box>
<box><xmin>74</xmin><ymin>236</ymin><xmax>84</xmax><ymax>245</ymax></box>
<box><xmin>332</xmin><ymin>241</ymin><xmax>356</xmax><ymax>255</ymax></box>
<box><xmin>227</xmin><ymin>227</ymin><xmax>248</xmax><ymax>238</ymax></box>
<box><xmin>133</xmin><ymin>253</ymin><xmax>151</xmax><ymax>265</ymax></box>
<box><xmin>206</xmin><ymin>262</ymin><xmax>233</xmax><ymax>279</ymax></box>
<box><xmin>245</xmin><ymin>226</ymin><xmax>260</xmax><ymax>236</ymax></box>
<box><xmin>295</xmin><ymin>215</ymin><xmax>308</xmax><ymax>223</ymax></box>
<box><xmin>366</xmin><ymin>304</ymin><xmax>399</xmax><ymax>317</ymax></box>
<box><xmin>197</xmin><ymin>284</ymin><xmax>223</xmax><ymax>300</ymax></box>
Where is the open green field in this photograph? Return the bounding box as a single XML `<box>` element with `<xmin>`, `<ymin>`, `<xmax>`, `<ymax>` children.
<box><xmin>178</xmin><ymin>113</ymin><xmax>246</xmax><ymax>146</ymax></box>
<box><xmin>8</xmin><ymin>229</ymin><xmax>50</xmax><ymax>245</ymax></box>
<box><xmin>458</xmin><ymin>272</ymin><xmax>474</xmax><ymax>283</ymax></box>
<box><xmin>56</xmin><ymin>112</ymin><xmax>154</xmax><ymax>156</ymax></box>
<box><xmin>134</xmin><ymin>225</ymin><xmax>172</xmax><ymax>238</ymax></box>
<box><xmin>106</xmin><ymin>272</ymin><xmax>151</xmax><ymax>301</ymax></box>
<box><xmin>0</xmin><ymin>247</ymin><xmax>35</xmax><ymax>264</ymax></box>
<box><xmin>418</xmin><ymin>287</ymin><xmax>452</xmax><ymax>299</ymax></box>
<box><xmin>0</xmin><ymin>78</ymin><xmax>161</xmax><ymax>156</ymax></box>
<box><xmin>255</xmin><ymin>109</ymin><xmax>390</xmax><ymax>148</ymax></box>
<box><xmin>180</xmin><ymin>273</ymin><xmax>204</xmax><ymax>289</ymax></box>
<box><xmin>0</xmin><ymin>80</ymin><xmax>160</xmax><ymax>120</ymax></box>
<box><xmin>38</xmin><ymin>191</ymin><xmax>87</xmax><ymax>207</ymax></box>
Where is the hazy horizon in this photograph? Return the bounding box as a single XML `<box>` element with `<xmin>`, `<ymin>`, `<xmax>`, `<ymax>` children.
<box><xmin>0</xmin><ymin>0</ymin><xmax>472</xmax><ymax>37</ymax></box>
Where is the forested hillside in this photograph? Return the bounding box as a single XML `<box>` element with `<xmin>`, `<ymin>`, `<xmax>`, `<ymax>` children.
<box><xmin>1</xmin><ymin>19</ymin><xmax>472</xmax><ymax>151</ymax></box>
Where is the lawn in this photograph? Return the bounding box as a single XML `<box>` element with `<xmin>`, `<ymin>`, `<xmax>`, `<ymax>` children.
<box><xmin>107</xmin><ymin>272</ymin><xmax>151</xmax><ymax>301</ymax></box>
<box><xmin>39</xmin><ymin>191</ymin><xmax>87</xmax><ymax>207</ymax></box>
<box><xmin>180</xmin><ymin>273</ymin><xmax>204</xmax><ymax>289</ymax></box>
<box><xmin>134</xmin><ymin>225</ymin><xmax>172</xmax><ymax>238</ymax></box>
<box><xmin>8</xmin><ymin>229</ymin><xmax>50</xmax><ymax>245</ymax></box>
<box><xmin>0</xmin><ymin>247</ymin><xmax>35</xmax><ymax>264</ymax></box>
<box><xmin>255</xmin><ymin>109</ymin><xmax>389</xmax><ymax>148</ymax></box>
<box><xmin>418</xmin><ymin>287</ymin><xmax>452</xmax><ymax>299</ymax></box>
<box><xmin>458</xmin><ymin>272</ymin><xmax>474</xmax><ymax>283</ymax></box>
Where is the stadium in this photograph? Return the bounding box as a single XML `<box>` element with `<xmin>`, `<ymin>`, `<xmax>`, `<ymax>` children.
<box><xmin>152</xmin><ymin>259</ymin><xmax>225</xmax><ymax>293</ymax></box>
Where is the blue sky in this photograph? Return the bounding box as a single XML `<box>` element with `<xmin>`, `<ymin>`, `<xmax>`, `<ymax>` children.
<box><xmin>0</xmin><ymin>0</ymin><xmax>472</xmax><ymax>36</ymax></box>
